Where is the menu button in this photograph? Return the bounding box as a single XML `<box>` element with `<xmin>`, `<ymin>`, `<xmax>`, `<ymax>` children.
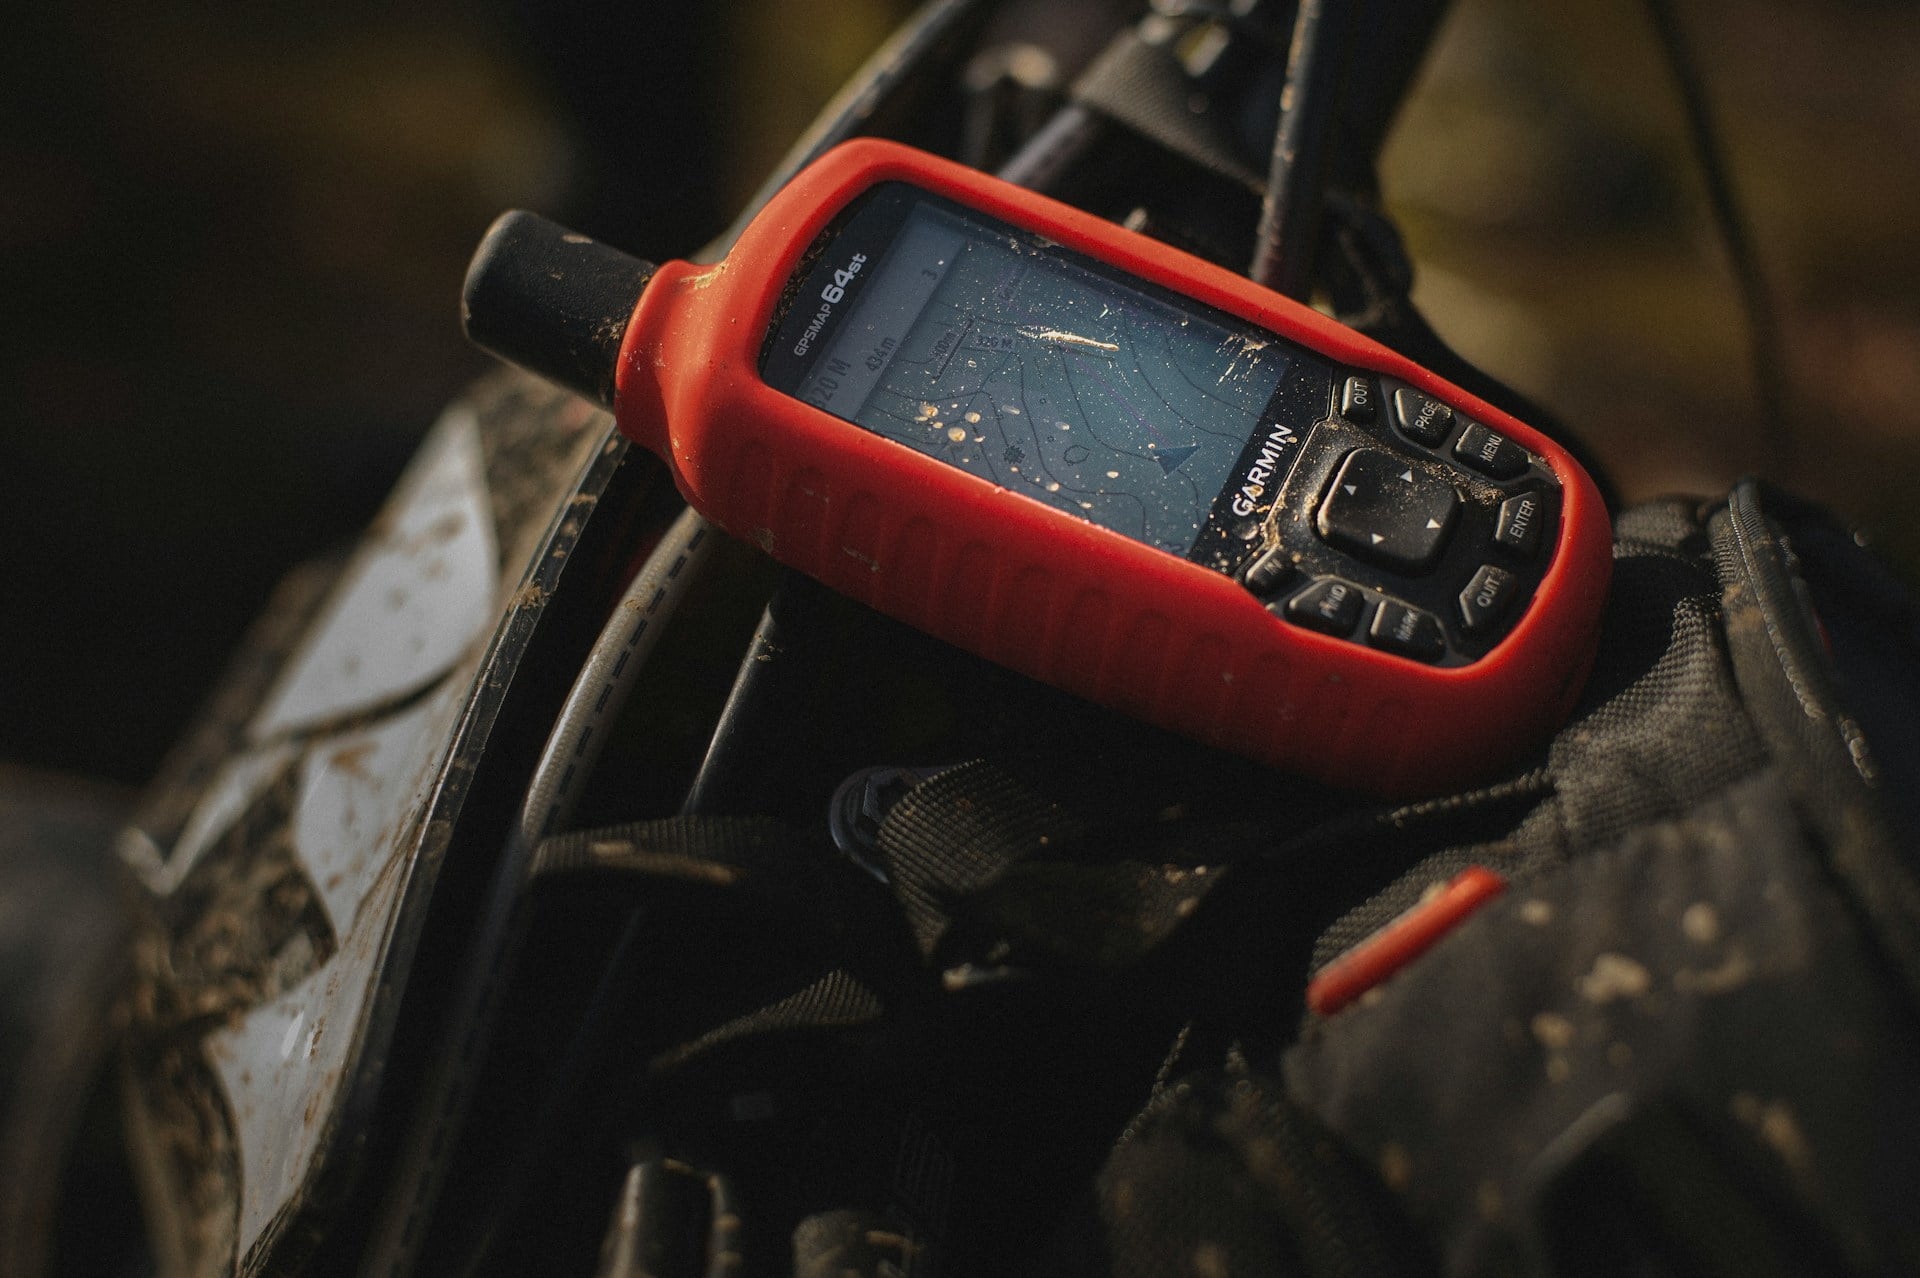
<box><xmin>1453</xmin><ymin>423</ymin><xmax>1529</xmax><ymax>479</ymax></box>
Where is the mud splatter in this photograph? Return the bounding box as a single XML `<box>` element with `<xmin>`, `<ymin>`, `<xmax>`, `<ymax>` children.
<box><xmin>1380</xmin><ymin>1143</ymin><xmax>1412</xmax><ymax>1191</ymax></box>
<box><xmin>1675</xmin><ymin>946</ymin><xmax>1754</xmax><ymax>995</ymax></box>
<box><xmin>1681</xmin><ymin>901</ymin><xmax>1721</xmax><ymax>945</ymax></box>
<box><xmin>1577</xmin><ymin>952</ymin><xmax>1652</xmax><ymax>1004</ymax></box>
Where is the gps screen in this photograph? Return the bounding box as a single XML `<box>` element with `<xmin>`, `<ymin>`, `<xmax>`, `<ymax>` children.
<box><xmin>762</xmin><ymin>185</ymin><xmax>1311</xmax><ymax>560</ymax></box>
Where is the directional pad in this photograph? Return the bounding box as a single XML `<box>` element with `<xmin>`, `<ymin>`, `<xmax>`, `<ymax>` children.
<box><xmin>1316</xmin><ymin>449</ymin><xmax>1461</xmax><ymax>575</ymax></box>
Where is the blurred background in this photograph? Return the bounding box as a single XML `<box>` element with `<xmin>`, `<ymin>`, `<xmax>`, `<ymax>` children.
<box><xmin>3</xmin><ymin>0</ymin><xmax>1918</xmax><ymax>790</ymax></box>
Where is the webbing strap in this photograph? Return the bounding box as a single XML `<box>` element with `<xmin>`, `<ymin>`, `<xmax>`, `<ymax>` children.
<box><xmin>1713</xmin><ymin>481</ymin><xmax>1920</xmax><ymax>1005</ymax></box>
<box><xmin>871</xmin><ymin>753</ymin><xmax>1295</xmax><ymax>976</ymax></box>
<box><xmin>650</xmin><ymin>968</ymin><xmax>886</xmax><ymax>1075</ymax></box>
<box><xmin>530</xmin><ymin>814</ymin><xmax>859</xmax><ymax>938</ymax></box>
<box><xmin>1069</xmin><ymin>29</ymin><xmax>1267</xmax><ymax>195</ymax></box>
<box><xmin>875</xmin><ymin>751</ymin><xmax>1554</xmax><ymax>999</ymax></box>
<box><xmin>1097</xmin><ymin>1051</ymin><xmax>1430</xmax><ymax>1278</ymax></box>
<box><xmin>531</xmin><ymin>817</ymin><xmax>904</xmax><ymax>1081</ymax></box>
<box><xmin>876</xmin><ymin>758</ymin><xmax>1089</xmax><ymax>954</ymax></box>
<box><xmin>532</xmin><ymin>814</ymin><xmax>801</xmax><ymax>880</ymax></box>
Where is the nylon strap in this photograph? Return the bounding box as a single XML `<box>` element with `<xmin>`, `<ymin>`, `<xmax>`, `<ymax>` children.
<box><xmin>1069</xmin><ymin>29</ymin><xmax>1267</xmax><ymax>195</ymax></box>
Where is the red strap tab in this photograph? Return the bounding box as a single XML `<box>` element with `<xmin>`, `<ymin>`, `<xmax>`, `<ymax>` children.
<box><xmin>1307</xmin><ymin>866</ymin><xmax>1508</xmax><ymax>1015</ymax></box>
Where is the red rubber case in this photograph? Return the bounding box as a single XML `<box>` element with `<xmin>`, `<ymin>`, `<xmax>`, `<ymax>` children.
<box><xmin>612</xmin><ymin>139</ymin><xmax>1611</xmax><ymax>794</ymax></box>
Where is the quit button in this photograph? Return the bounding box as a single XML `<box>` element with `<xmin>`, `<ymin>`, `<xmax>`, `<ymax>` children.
<box><xmin>1458</xmin><ymin>564</ymin><xmax>1520</xmax><ymax>634</ymax></box>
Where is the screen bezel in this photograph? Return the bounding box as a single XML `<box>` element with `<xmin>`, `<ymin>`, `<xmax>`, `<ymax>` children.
<box><xmin>759</xmin><ymin>182</ymin><xmax>1332</xmax><ymax>572</ymax></box>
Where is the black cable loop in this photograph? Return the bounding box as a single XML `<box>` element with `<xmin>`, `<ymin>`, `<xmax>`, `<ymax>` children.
<box><xmin>1643</xmin><ymin>0</ymin><xmax>1795</xmax><ymax>475</ymax></box>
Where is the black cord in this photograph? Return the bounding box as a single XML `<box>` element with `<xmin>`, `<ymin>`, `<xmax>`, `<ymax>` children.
<box><xmin>1642</xmin><ymin>0</ymin><xmax>1794</xmax><ymax>473</ymax></box>
<box><xmin>1250</xmin><ymin>0</ymin><xmax>1353</xmax><ymax>298</ymax></box>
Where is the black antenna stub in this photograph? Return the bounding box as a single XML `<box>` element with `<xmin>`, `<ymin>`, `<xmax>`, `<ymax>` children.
<box><xmin>462</xmin><ymin>211</ymin><xmax>658</xmax><ymax>409</ymax></box>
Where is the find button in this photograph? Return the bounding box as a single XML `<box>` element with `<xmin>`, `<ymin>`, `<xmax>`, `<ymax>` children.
<box><xmin>1459</xmin><ymin>564</ymin><xmax>1520</xmax><ymax>633</ymax></box>
<box><xmin>1285</xmin><ymin>577</ymin><xmax>1366</xmax><ymax>637</ymax></box>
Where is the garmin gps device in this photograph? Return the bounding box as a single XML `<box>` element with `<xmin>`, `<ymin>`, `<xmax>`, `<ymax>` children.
<box><xmin>462</xmin><ymin>138</ymin><xmax>1611</xmax><ymax>793</ymax></box>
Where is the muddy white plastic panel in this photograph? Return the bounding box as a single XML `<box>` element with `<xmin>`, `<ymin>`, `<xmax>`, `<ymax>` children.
<box><xmin>249</xmin><ymin>407</ymin><xmax>499</xmax><ymax>741</ymax></box>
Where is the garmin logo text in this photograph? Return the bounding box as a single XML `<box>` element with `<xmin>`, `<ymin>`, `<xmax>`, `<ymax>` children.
<box><xmin>793</xmin><ymin>250</ymin><xmax>868</xmax><ymax>358</ymax></box>
<box><xmin>1230</xmin><ymin>424</ymin><xmax>1300</xmax><ymax>518</ymax></box>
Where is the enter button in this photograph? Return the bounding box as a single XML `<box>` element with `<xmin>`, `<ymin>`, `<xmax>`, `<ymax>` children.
<box><xmin>1458</xmin><ymin>564</ymin><xmax>1520</xmax><ymax>633</ymax></box>
<box><xmin>1494</xmin><ymin>491</ymin><xmax>1547</xmax><ymax>556</ymax></box>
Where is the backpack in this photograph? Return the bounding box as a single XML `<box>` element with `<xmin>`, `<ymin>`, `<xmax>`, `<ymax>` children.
<box><xmin>429</xmin><ymin>477</ymin><xmax>1920</xmax><ymax>1275</ymax></box>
